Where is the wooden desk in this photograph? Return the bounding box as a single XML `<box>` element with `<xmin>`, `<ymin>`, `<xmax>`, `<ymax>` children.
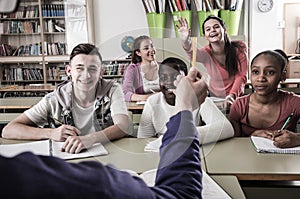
<box><xmin>0</xmin><ymin>113</ymin><xmax>21</xmax><ymax>124</ymax></box>
<box><xmin>126</xmin><ymin>102</ymin><xmax>144</xmax><ymax>111</ymax></box>
<box><xmin>0</xmin><ymin>97</ymin><xmax>42</xmax><ymax>110</ymax></box>
<box><xmin>202</xmin><ymin>137</ymin><xmax>300</xmax><ymax>181</ymax></box>
<box><xmin>0</xmin><ymin>85</ymin><xmax>54</xmax><ymax>98</ymax></box>
<box><xmin>126</xmin><ymin>102</ymin><xmax>144</xmax><ymax>130</ymax></box>
<box><xmin>281</xmin><ymin>78</ymin><xmax>300</xmax><ymax>86</ymax></box>
<box><xmin>246</xmin><ymin>78</ymin><xmax>300</xmax><ymax>91</ymax></box>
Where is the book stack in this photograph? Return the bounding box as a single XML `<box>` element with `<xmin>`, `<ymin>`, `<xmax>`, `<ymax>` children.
<box><xmin>2</xmin><ymin>64</ymin><xmax>44</xmax><ymax>81</ymax></box>
<box><xmin>42</xmin><ymin>4</ymin><xmax>65</xmax><ymax>17</ymax></box>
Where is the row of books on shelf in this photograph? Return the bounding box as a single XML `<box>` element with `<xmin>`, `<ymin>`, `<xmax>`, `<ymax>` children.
<box><xmin>42</xmin><ymin>4</ymin><xmax>65</xmax><ymax>17</ymax></box>
<box><xmin>0</xmin><ymin>21</ymin><xmax>39</xmax><ymax>34</ymax></box>
<box><xmin>2</xmin><ymin>67</ymin><xmax>44</xmax><ymax>81</ymax></box>
<box><xmin>0</xmin><ymin>42</ymin><xmax>67</xmax><ymax>56</ymax></box>
<box><xmin>102</xmin><ymin>63</ymin><xmax>130</xmax><ymax>76</ymax></box>
<box><xmin>0</xmin><ymin>20</ymin><xmax>65</xmax><ymax>34</ymax></box>
<box><xmin>0</xmin><ymin>5</ymin><xmax>39</xmax><ymax>19</ymax></box>
<box><xmin>0</xmin><ymin>20</ymin><xmax>40</xmax><ymax>34</ymax></box>
<box><xmin>1</xmin><ymin>65</ymin><xmax>65</xmax><ymax>81</ymax></box>
<box><xmin>45</xmin><ymin>42</ymin><xmax>67</xmax><ymax>56</ymax></box>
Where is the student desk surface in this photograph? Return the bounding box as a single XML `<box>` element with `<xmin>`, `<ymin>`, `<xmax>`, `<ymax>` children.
<box><xmin>70</xmin><ymin>138</ymin><xmax>159</xmax><ymax>173</ymax></box>
<box><xmin>202</xmin><ymin>137</ymin><xmax>300</xmax><ymax>181</ymax></box>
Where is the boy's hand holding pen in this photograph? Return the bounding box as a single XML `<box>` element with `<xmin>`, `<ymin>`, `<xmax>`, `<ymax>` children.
<box><xmin>50</xmin><ymin>117</ymin><xmax>79</xmax><ymax>139</ymax></box>
<box><xmin>51</xmin><ymin>117</ymin><xmax>64</xmax><ymax>126</ymax></box>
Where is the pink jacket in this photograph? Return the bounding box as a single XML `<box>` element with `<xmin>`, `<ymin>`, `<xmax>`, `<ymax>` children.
<box><xmin>122</xmin><ymin>63</ymin><xmax>144</xmax><ymax>102</ymax></box>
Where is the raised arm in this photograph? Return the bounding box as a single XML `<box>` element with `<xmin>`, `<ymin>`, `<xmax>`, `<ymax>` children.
<box><xmin>177</xmin><ymin>16</ymin><xmax>192</xmax><ymax>52</ymax></box>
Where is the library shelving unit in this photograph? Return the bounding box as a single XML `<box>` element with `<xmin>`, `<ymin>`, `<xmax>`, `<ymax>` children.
<box><xmin>0</xmin><ymin>0</ymin><xmax>94</xmax><ymax>90</ymax></box>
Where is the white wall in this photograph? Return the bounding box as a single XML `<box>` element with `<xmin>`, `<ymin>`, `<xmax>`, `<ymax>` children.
<box><xmin>249</xmin><ymin>0</ymin><xmax>300</xmax><ymax>59</ymax></box>
<box><xmin>249</xmin><ymin>0</ymin><xmax>283</xmax><ymax>60</ymax></box>
<box><xmin>93</xmin><ymin>0</ymin><xmax>149</xmax><ymax>60</ymax></box>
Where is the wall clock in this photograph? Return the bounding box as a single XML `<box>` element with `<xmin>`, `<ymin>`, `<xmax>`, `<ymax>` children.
<box><xmin>257</xmin><ymin>0</ymin><xmax>273</xmax><ymax>13</ymax></box>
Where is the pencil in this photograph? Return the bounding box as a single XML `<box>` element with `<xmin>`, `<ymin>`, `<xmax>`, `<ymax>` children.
<box><xmin>150</xmin><ymin>88</ymin><xmax>156</xmax><ymax>93</ymax></box>
<box><xmin>281</xmin><ymin>113</ymin><xmax>294</xmax><ymax>130</ymax></box>
<box><xmin>192</xmin><ymin>36</ymin><xmax>197</xmax><ymax>68</ymax></box>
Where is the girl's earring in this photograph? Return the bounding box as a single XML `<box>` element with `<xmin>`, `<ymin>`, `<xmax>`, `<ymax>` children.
<box><xmin>68</xmin><ymin>75</ymin><xmax>72</xmax><ymax>80</ymax></box>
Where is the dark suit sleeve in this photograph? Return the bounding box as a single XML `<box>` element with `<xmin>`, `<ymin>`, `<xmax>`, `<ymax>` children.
<box><xmin>152</xmin><ymin>110</ymin><xmax>203</xmax><ymax>198</ymax></box>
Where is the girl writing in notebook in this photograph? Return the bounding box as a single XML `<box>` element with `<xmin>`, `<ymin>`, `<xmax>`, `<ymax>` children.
<box><xmin>122</xmin><ymin>35</ymin><xmax>160</xmax><ymax>102</ymax></box>
<box><xmin>177</xmin><ymin>15</ymin><xmax>248</xmax><ymax>107</ymax></box>
<box><xmin>230</xmin><ymin>49</ymin><xmax>300</xmax><ymax>148</ymax></box>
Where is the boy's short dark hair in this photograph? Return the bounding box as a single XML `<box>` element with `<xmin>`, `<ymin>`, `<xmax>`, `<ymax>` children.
<box><xmin>70</xmin><ymin>43</ymin><xmax>102</xmax><ymax>62</ymax></box>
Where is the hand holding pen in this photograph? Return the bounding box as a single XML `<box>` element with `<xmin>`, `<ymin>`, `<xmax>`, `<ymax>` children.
<box><xmin>50</xmin><ymin>117</ymin><xmax>80</xmax><ymax>141</ymax></box>
<box><xmin>272</xmin><ymin>113</ymin><xmax>294</xmax><ymax>140</ymax></box>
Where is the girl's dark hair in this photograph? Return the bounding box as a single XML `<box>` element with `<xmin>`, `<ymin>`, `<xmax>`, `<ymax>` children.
<box><xmin>202</xmin><ymin>15</ymin><xmax>244</xmax><ymax>77</ymax></box>
<box><xmin>274</xmin><ymin>49</ymin><xmax>289</xmax><ymax>70</ymax></box>
<box><xmin>160</xmin><ymin>57</ymin><xmax>188</xmax><ymax>75</ymax></box>
<box><xmin>251</xmin><ymin>50</ymin><xmax>288</xmax><ymax>73</ymax></box>
<box><xmin>131</xmin><ymin>35</ymin><xmax>151</xmax><ymax>64</ymax></box>
<box><xmin>70</xmin><ymin>43</ymin><xmax>102</xmax><ymax>62</ymax></box>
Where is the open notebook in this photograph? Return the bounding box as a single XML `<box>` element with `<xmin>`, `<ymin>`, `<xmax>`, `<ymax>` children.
<box><xmin>123</xmin><ymin>169</ymin><xmax>231</xmax><ymax>198</ymax></box>
<box><xmin>0</xmin><ymin>140</ymin><xmax>108</xmax><ymax>160</ymax></box>
<box><xmin>251</xmin><ymin>136</ymin><xmax>300</xmax><ymax>154</ymax></box>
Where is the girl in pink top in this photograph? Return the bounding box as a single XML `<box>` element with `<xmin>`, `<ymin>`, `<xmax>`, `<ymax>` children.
<box><xmin>230</xmin><ymin>49</ymin><xmax>300</xmax><ymax>148</ymax></box>
<box><xmin>177</xmin><ymin>15</ymin><xmax>248</xmax><ymax>107</ymax></box>
<box><xmin>122</xmin><ymin>35</ymin><xmax>160</xmax><ymax>102</ymax></box>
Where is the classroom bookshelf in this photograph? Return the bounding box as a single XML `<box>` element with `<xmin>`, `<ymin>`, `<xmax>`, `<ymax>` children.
<box><xmin>0</xmin><ymin>0</ymin><xmax>93</xmax><ymax>90</ymax></box>
<box><xmin>101</xmin><ymin>59</ymin><xmax>131</xmax><ymax>84</ymax></box>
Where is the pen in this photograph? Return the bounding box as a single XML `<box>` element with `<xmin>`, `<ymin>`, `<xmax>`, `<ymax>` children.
<box><xmin>51</xmin><ymin>116</ymin><xmax>79</xmax><ymax>137</ymax></box>
<box><xmin>272</xmin><ymin>112</ymin><xmax>294</xmax><ymax>140</ymax></box>
<box><xmin>150</xmin><ymin>89</ymin><xmax>156</xmax><ymax>93</ymax></box>
<box><xmin>281</xmin><ymin>112</ymin><xmax>294</xmax><ymax>131</ymax></box>
<box><xmin>51</xmin><ymin>117</ymin><xmax>64</xmax><ymax>125</ymax></box>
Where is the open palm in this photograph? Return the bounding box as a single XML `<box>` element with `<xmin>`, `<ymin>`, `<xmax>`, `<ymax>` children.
<box><xmin>176</xmin><ymin>17</ymin><xmax>190</xmax><ymax>44</ymax></box>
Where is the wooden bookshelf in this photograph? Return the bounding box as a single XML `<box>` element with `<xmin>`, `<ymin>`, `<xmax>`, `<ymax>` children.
<box><xmin>0</xmin><ymin>0</ymin><xmax>93</xmax><ymax>90</ymax></box>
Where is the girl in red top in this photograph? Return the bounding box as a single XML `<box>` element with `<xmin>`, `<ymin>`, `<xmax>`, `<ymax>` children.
<box><xmin>177</xmin><ymin>15</ymin><xmax>248</xmax><ymax>107</ymax></box>
<box><xmin>230</xmin><ymin>49</ymin><xmax>300</xmax><ymax>148</ymax></box>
